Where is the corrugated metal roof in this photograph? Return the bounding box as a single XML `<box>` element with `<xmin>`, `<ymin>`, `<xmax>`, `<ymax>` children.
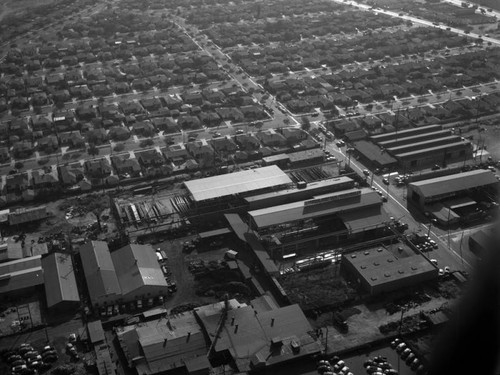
<box><xmin>79</xmin><ymin>241</ymin><xmax>121</xmax><ymax>304</ymax></box>
<box><xmin>111</xmin><ymin>244</ymin><xmax>166</xmax><ymax>297</ymax></box>
<box><xmin>184</xmin><ymin>165</ymin><xmax>292</xmax><ymax>202</ymax></box>
<box><xmin>249</xmin><ymin>188</ymin><xmax>381</xmax><ymax>228</ymax></box>
<box><xmin>42</xmin><ymin>253</ymin><xmax>80</xmax><ymax>308</ymax></box>
<box><xmin>409</xmin><ymin>170</ymin><xmax>498</xmax><ymax>198</ymax></box>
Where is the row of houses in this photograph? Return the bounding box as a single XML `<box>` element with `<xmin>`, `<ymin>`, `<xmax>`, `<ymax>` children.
<box><xmin>0</xmin><ymin>128</ymin><xmax>315</xmax><ymax>205</ymax></box>
<box><xmin>264</xmin><ymin>48</ymin><xmax>500</xmax><ymax>114</ymax></box>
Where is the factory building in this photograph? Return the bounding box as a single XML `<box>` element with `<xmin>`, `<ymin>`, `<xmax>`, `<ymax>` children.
<box><xmin>341</xmin><ymin>247</ymin><xmax>438</xmax><ymax>295</ymax></box>
<box><xmin>246</xmin><ymin>188</ymin><xmax>389</xmax><ymax>257</ymax></box>
<box><xmin>407</xmin><ymin>170</ymin><xmax>498</xmax><ymax>225</ymax></box>
<box><xmin>0</xmin><ymin>255</ymin><xmax>44</xmax><ymax>297</ymax></box>
<box><xmin>244</xmin><ymin>177</ymin><xmax>355</xmax><ymax>210</ymax></box>
<box><xmin>369</xmin><ymin>125</ymin><xmax>472</xmax><ymax>170</ymax></box>
<box><xmin>184</xmin><ymin>165</ymin><xmax>292</xmax><ymax>208</ymax></box>
<box><xmin>41</xmin><ymin>252</ymin><xmax>80</xmax><ymax>310</ymax></box>
<box><xmin>79</xmin><ymin>241</ymin><xmax>168</xmax><ymax>308</ymax></box>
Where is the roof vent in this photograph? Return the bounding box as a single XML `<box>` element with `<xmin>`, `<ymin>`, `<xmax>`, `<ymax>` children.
<box><xmin>411</xmin><ymin>266</ymin><xmax>418</xmax><ymax>271</ymax></box>
<box><xmin>360</xmin><ymin>265</ymin><xmax>366</xmax><ymax>269</ymax></box>
<box><xmin>364</xmin><ymin>251</ymin><xmax>370</xmax><ymax>255</ymax></box>
<box><xmin>351</xmin><ymin>254</ymin><xmax>357</xmax><ymax>258</ymax></box>
<box><xmin>373</xmin><ymin>262</ymin><xmax>380</xmax><ymax>266</ymax></box>
<box><xmin>398</xmin><ymin>270</ymin><xmax>404</xmax><ymax>274</ymax></box>
<box><xmin>387</xmin><ymin>259</ymin><xmax>394</xmax><ymax>263</ymax></box>
<box><xmin>384</xmin><ymin>273</ymin><xmax>391</xmax><ymax>278</ymax></box>
<box><xmin>371</xmin><ymin>276</ymin><xmax>378</xmax><ymax>281</ymax></box>
<box><xmin>377</xmin><ymin>248</ymin><xmax>383</xmax><ymax>252</ymax></box>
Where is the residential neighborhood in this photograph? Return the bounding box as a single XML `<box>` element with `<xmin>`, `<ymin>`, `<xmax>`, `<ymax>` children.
<box><xmin>0</xmin><ymin>0</ymin><xmax>500</xmax><ymax>375</ymax></box>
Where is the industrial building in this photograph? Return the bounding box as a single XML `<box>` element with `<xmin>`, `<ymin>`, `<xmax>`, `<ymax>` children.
<box><xmin>195</xmin><ymin>298</ymin><xmax>322</xmax><ymax>373</ymax></box>
<box><xmin>244</xmin><ymin>177</ymin><xmax>355</xmax><ymax>210</ymax></box>
<box><xmin>41</xmin><ymin>252</ymin><xmax>80</xmax><ymax>310</ymax></box>
<box><xmin>79</xmin><ymin>241</ymin><xmax>168</xmax><ymax>308</ymax></box>
<box><xmin>369</xmin><ymin>125</ymin><xmax>472</xmax><ymax>170</ymax></box>
<box><xmin>0</xmin><ymin>255</ymin><xmax>44</xmax><ymax>296</ymax></box>
<box><xmin>117</xmin><ymin>309</ymin><xmax>209</xmax><ymax>375</ymax></box>
<box><xmin>116</xmin><ymin>296</ymin><xmax>321</xmax><ymax>375</ymax></box>
<box><xmin>245</xmin><ymin>188</ymin><xmax>389</xmax><ymax>257</ymax></box>
<box><xmin>341</xmin><ymin>246</ymin><xmax>438</xmax><ymax>295</ymax></box>
<box><xmin>408</xmin><ymin>170</ymin><xmax>498</xmax><ymax>224</ymax></box>
<box><xmin>184</xmin><ymin>165</ymin><xmax>293</xmax><ymax>207</ymax></box>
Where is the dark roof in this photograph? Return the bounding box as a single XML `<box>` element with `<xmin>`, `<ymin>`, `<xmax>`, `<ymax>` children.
<box><xmin>343</xmin><ymin>248</ymin><xmax>438</xmax><ymax>288</ymax></box>
<box><xmin>9</xmin><ymin>206</ymin><xmax>48</xmax><ymax>225</ymax></box>
<box><xmin>409</xmin><ymin>170</ymin><xmax>498</xmax><ymax>198</ymax></box>
<box><xmin>42</xmin><ymin>253</ymin><xmax>80</xmax><ymax>308</ymax></box>
<box><xmin>195</xmin><ymin>303</ymin><xmax>321</xmax><ymax>372</ymax></box>
<box><xmin>352</xmin><ymin>140</ymin><xmax>397</xmax><ymax>167</ymax></box>
<box><xmin>0</xmin><ymin>255</ymin><xmax>44</xmax><ymax>294</ymax></box>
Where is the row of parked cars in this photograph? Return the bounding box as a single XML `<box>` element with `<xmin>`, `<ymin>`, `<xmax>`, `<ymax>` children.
<box><xmin>99</xmin><ymin>295</ymin><xmax>167</xmax><ymax>318</ymax></box>
<box><xmin>391</xmin><ymin>338</ymin><xmax>426</xmax><ymax>374</ymax></box>
<box><xmin>4</xmin><ymin>343</ymin><xmax>58</xmax><ymax>374</ymax></box>
<box><xmin>364</xmin><ymin>355</ymin><xmax>398</xmax><ymax>375</ymax></box>
<box><xmin>157</xmin><ymin>247</ymin><xmax>177</xmax><ymax>293</ymax></box>
<box><xmin>317</xmin><ymin>356</ymin><xmax>352</xmax><ymax>375</ymax></box>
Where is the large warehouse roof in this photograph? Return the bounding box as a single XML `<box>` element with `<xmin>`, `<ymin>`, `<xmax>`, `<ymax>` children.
<box><xmin>42</xmin><ymin>253</ymin><xmax>80</xmax><ymax>308</ymax></box>
<box><xmin>409</xmin><ymin>170</ymin><xmax>498</xmax><ymax>198</ymax></box>
<box><xmin>343</xmin><ymin>248</ymin><xmax>437</xmax><ymax>288</ymax></box>
<box><xmin>249</xmin><ymin>188</ymin><xmax>381</xmax><ymax>228</ymax></box>
<box><xmin>111</xmin><ymin>244</ymin><xmax>166</xmax><ymax>296</ymax></box>
<box><xmin>184</xmin><ymin>165</ymin><xmax>292</xmax><ymax>202</ymax></box>
<box><xmin>0</xmin><ymin>255</ymin><xmax>43</xmax><ymax>294</ymax></box>
<box><xmin>79</xmin><ymin>241</ymin><xmax>121</xmax><ymax>303</ymax></box>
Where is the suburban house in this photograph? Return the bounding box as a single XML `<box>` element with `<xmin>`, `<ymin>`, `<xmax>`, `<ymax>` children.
<box><xmin>59</xmin><ymin>130</ymin><xmax>85</xmax><ymax>148</ymax></box>
<box><xmin>84</xmin><ymin>158</ymin><xmax>112</xmax><ymax>178</ymax></box>
<box><xmin>111</xmin><ymin>155</ymin><xmax>142</xmax><ymax>178</ymax></box>
<box><xmin>256</xmin><ymin>129</ymin><xmax>287</xmax><ymax>147</ymax></box>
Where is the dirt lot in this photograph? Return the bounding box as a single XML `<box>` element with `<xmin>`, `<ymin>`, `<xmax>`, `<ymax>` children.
<box><xmin>278</xmin><ymin>264</ymin><xmax>358</xmax><ymax>312</ymax></box>
<box><xmin>0</xmin><ymin>297</ymin><xmax>42</xmax><ymax>337</ymax></box>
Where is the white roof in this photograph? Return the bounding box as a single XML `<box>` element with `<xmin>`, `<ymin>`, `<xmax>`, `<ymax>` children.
<box><xmin>184</xmin><ymin>165</ymin><xmax>292</xmax><ymax>202</ymax></box>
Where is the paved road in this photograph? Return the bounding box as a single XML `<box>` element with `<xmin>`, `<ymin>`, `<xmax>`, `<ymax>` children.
<box><xmin>322</xmin><ymin>137</ymin><xmax>474</xmax><ymax>274</ymax></box>
<box><xmin>331</xmin><ymin>0</ymin><xmax>500</xmax><ymax>46</ymax></box>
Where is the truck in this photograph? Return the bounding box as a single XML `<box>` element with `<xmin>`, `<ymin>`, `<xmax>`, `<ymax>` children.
<box><xmin>225</xmin><ymin>249</ymin><xmax>238</xmax><ymax>260</ymax></box>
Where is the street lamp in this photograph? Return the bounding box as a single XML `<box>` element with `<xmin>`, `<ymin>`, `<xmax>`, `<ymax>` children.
<box><xmin>427</xmin><ymin>218</ymin><xmax>437</xmax><ymax>238</ymax></box>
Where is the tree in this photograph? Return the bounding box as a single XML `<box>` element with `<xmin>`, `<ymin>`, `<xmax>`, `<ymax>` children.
<box><xmin>88</xmin><ymin>144</ymin><xmax>99</xmax><ymax>156</ymax></box>
<box><xmin>300</xmin><ymin>116</ymin><xmax>311</xmax><ymax>131</ymax></box>
<box><xmin>14</xmin><ymin>161</ymin><xmax>23</xmax><ymax>169</ymax></box>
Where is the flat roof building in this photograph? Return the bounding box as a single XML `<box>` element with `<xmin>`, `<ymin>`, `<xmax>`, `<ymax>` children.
<box><xmin>342</xmin><ymin>247</ymin><xmax>438</xmax><ymax>295</ymax></box>
<box><xmin>244</xmin><ymin>177</ymin><xmax>355</xmax><ymax>210</ymax></box>
<box><xmin>184</xmin><ymin>165</ymin><xmax>292</xmax><ymax>203</ymax></box>
<box><xmin>408</xmin><ymin>170</ymin><xmax>498</xmax><ymax>208</ymax></box>
<box><xmin>248</xmin><ymin>188</ymin><xmax>381</xmax><ymax>229</ymax></box>
<box><xmin>42</xmin><ymin>252</ymin><xmax>80</xmax><ymax>310</ymax></box>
